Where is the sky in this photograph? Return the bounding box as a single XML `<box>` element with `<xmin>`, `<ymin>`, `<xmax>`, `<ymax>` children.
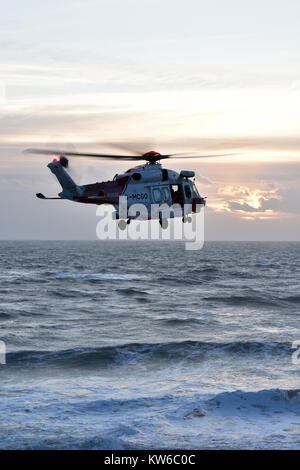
<box><xmin>0</xmin><ymin>0</ymin><xmax>300</xmax><ymax>240</ymax></box>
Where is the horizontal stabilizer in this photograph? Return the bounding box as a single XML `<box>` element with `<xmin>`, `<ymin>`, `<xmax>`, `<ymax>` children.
<box><xmin>36</xmin><ymin>193</ymin><xmax>63</xmax><ymax>200</ymax></box>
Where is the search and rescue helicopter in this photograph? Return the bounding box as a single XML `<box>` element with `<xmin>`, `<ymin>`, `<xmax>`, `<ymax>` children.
<box><xmin>26</xmin><ymin>146</ymin><xmax>226</xmax><ymax>229</ymax></box>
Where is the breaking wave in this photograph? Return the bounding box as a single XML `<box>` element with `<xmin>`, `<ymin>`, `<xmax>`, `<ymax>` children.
<box><xmin>7</xmin><ymin>340</ymin><xmax>292</xmax><ymax>370</ymax></box>
<box><xmin>207</xmin><ymin>388</ymin><xmax>300</xmax><ymax>409</ymax></box>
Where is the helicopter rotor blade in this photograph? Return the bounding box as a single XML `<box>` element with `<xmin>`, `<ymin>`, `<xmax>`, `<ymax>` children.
<box><xmin>97</xmin><ymin>140</ymin><xmax>158</xmax><ymax>156</ymax></box>
<box><xmin>24</xmin><ymin>148</ymin><xmax>173</xmax><ymax>162</ymax></box>
<box><xmin>170</xmin><ymin>153</ymin><xmax>235</xmax><ymax>159</ymax></box>
<box><xmin>25</xmin><ymin>148</ymin><xmax>144</xmax><ymax>160</ymax></box>
<box><xmin>25</xmin><ymin>148</ymin><xmax>235</xmax><ymax>163</ymax></box>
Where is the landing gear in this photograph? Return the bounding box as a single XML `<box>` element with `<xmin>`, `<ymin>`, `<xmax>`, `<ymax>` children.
<box><xmin>182</xmin><ymin>215</ymin><xmax>192</xmax><ymax>223</ymax></box>
<box><xmin>118</xmin><ymin>220</ymin><xmax>127</xmax><ymax>230</ymax></box>
<box><xmin>118</xmin><ymin>218</ymin><xmax>131</xmax><ymax>230</ymax></box>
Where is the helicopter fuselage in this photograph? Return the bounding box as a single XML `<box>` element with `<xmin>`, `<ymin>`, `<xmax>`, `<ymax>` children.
<box><xmin>39</xmin><ymin>159</ymin><xmax>206</xmax><ymax>221</ymax></box>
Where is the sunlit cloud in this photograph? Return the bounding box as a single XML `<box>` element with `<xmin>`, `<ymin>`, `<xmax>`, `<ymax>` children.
<box><xmin>205</xmin><ymin>181</ymin><xmax>300</xmax><ymax>222</ymax></box>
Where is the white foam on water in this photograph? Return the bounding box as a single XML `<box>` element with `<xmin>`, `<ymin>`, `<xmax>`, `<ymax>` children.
<box><xmin>0</xmin><ymin>383</ymin><xmax>299</xmax><ymax>449</ymax></box>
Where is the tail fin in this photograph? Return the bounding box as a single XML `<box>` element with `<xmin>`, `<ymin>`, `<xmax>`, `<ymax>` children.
<box><xmin>47</xmin><ymin>160</ymin><xmax>79</xmax><ymax>198</ymax></box>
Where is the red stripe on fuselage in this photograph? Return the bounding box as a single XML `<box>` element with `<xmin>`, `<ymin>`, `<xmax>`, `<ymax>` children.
<box><xmin>79</xmin><ymin>176</ymin><xmax>129</xmax><ymax>205</ymax></box>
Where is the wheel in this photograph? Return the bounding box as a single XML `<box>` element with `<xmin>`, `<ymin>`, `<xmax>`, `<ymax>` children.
<box><xmin>162</xmin><ymin>219</ymin><xmax>168</xmax><ymax>229</ymax></box>
<box><xmin>159</xmin><ymin>218</ymin><xmax>168</xmax><ymax>230</ymax></box>
<box><xmin>118</xmin><ymin>220</ymin><xmax>127</xmax><ymax>230</ymax></box>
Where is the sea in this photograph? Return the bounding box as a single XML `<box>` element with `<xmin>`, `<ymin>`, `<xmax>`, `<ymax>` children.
<box><xmin>0</xmin><ymin>240</ymin><xmax>299</xmax><ymax>449</ymax></box>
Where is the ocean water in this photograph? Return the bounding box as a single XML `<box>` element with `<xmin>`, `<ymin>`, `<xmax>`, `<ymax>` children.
<box><xmin>0</xmin><ymin>240</ymin><xmax>299</xmax><ymax>449</ymax></box>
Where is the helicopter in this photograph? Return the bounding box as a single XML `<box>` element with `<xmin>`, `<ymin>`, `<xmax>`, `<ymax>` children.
<box><xmin>26</xmin><ymin>146</ymin><xmax>226</xmax><ymax>229</ymax></box>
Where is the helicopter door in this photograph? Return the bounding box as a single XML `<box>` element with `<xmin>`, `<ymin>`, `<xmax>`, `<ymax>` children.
<box><xmin>170</xmin><ymin>184</ymin><xmax>184</xmax><ymax>207</ymax></box>
<box><xmin>152</xmin><ymin>186</ymin><xmax>171</xmax><ymax>204</ymax></box>
<box><xmin>152</xmin><ymin>187</ymin><xmax>163</xmax><ymax>204</ymax></box>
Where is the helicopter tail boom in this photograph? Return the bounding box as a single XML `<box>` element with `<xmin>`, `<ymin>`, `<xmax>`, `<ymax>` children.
<box><xmin>47</xmin><ymin>159</ymin><xmax>79</xmax><ymax>198</ymax></box>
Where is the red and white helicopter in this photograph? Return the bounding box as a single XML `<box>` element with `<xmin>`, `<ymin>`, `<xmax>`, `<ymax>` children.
<box><xmin>26</xmin><ymin>146</ymin><xmax>225</xmax><ymax>229</ymax></box>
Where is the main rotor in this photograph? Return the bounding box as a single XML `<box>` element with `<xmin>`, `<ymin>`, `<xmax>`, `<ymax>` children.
<box><xmin>25</xmin><ymin>143</ymin><xmax>233</xmax><ymax>168</ymax></box>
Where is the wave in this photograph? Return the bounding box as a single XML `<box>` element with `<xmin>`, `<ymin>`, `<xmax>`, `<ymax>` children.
<box><xmin>51</xmin><ymin>290</ymin><xmax>94</xmax><ymax>299</ymax></box>
<box><xmin>279</xmin><ymin>295</ymin><xmax>300</xmax><ymax>303</ymax></box>
<box><xmin>2</xmin><ymin>270</ymin><xmax>141</xmax><ymax>283</ymax></box>
<box><xmin>203</xmin><ymin>293</ymin><xmax>278</xmax><ymax>307</ymax></box>
<box><xmin>0</xmin><ymin>312</ymin><xmax>12</xmax><ymax>319</ymax></box>
<box><xmin>7</xmin><ymin>340</ymin><xmax>291</xmax><ymax>370</ymax></box>
<box><xmin>1</xmin><ymin>387</ymin><xmax>299</xmax><ymax>450</ymax></box>
<box><xmin>188</xmin><ymin>267</ymin><xmax>219</xmax><ymax>274</ymax></box>
<box><xmin>51</xmin><ymin>272</ymin><xmax>140</xmax><ymax>281</ymax></box>
<box><xmin>160</xmin><ymin>317</ymin><xmax>206</xmax><ymax>326</ymax></box>
<box><xmin>116</xmin><ymin>288</ymin><xmax>149</xmax><ymax>296</ymax></box>
<box><xmin>255</xmin><ymin>263</ymin><xmax>281</xmax><ymax>269</ymax></box>
<box><xmin>176</xmin><ymin>387</ymin><xmax>300</xmax><ymax>424</ymax></box>
<box><xmin>207</xmin><ymin>388</ymin><xmax>300</xmax><ymax>410</ymax></box>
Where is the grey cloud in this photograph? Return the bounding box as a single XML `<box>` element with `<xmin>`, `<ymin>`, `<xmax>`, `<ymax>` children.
<box><xmin>228</xmin><ymin>201</ymin><xmax>261</xmax><ymax>213</ymax></box>
<box><xmin>228</xmin><ymin>197</ymin><xmax>282</xmax><ymax>213</ymax></box>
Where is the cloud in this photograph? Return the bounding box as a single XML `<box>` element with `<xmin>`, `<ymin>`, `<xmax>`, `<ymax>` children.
<box><xmin>227</xmin><ymin>197</ymin><xmax>281</xmax><ymax>213</ymax></box>
<box><xmin>227</xmin><ymin>201</ymin><xmax>261</xmax><ymax>213</ymax></box>
<box><xmin>207</xmin><ymin>183</ymin><xmax>283</xmax><ymax>218</ymax></box>
<box><xmin>195</xmin><ymin>172</ymin><xmax>213</xmax><ymax>185</ymax></box>
<box><xmin>205</xmin><ymin>178</ymin><xmax>300</xmax><ymax>221</ymax></box>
